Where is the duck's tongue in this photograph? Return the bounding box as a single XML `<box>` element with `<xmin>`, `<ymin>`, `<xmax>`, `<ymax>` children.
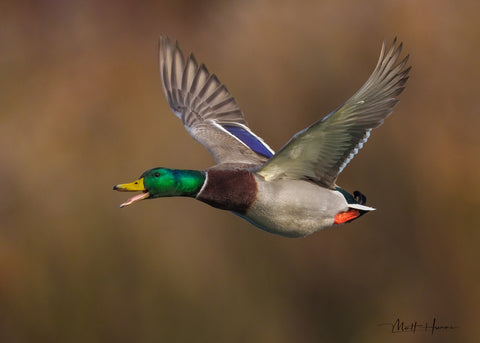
<box><xmin>120</xmin><ymin>192</ymin><xmax>150</xmax><ymax>208</ymax></box>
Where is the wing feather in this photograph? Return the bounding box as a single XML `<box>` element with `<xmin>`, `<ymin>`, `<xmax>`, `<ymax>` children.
<box><xmin>258</xmin><ymin>38</ymin><xmax>410</xmax><ymax>188</ymax></box>
<box><xmin>158</xmin><ymin>36</ymin><xmax>274</xmax><ymax>164</ymax></box>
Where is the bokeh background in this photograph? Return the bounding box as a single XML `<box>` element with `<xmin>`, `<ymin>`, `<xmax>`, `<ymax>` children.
<box><xmin>1</xmin><ymin>0</ymin><xmax>479</xmax><ymax>342</ymax></box>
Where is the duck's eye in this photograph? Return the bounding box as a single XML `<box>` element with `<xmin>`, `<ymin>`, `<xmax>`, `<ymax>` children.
<box><xmin>154</xmin><ymin>172</ymin><xmax>160</xmax><ymax>177</ymax></box>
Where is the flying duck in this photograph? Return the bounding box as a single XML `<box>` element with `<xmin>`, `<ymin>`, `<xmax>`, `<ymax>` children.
<box><xmin>114</xmin><ymin>36</ymin><xmax>410</xmax><ymax>237</ymax></box>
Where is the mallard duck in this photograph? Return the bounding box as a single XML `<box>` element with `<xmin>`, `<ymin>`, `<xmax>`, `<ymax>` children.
<box><xmin>114</xmin><ymin>36</ymin><xmax>410</xmax><ymax>237</ymax></box>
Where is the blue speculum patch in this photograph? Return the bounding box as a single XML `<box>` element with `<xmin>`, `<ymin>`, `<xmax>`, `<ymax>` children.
<box><xmin>223</xmin><ymin>125</ymin><xmax>274</xmax><ymax>158</ymax></box>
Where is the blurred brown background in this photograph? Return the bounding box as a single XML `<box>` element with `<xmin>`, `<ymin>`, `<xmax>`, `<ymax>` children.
<box><xmin>1</xmin><ymin>0</ymin><xmax>479</xmax><ymax>342</ymax></box>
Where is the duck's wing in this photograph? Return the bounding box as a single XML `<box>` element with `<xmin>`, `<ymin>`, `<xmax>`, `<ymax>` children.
<box><xmin>158</xmin><ymin>36</ymin><xmax>274</xmax><ymax>165</ymax></box>
<box><xmin>258</xmin><ymin>38</ymin><xmax>410</xmax><ymax>188</ymax></box>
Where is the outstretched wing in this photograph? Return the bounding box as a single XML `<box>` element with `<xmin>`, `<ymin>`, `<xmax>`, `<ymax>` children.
<box><xmin>158</xmin><ymin>36</ymin><xmax>274</xmax><ymax>165</ymax></box>
<box><xmin>258</xmin><ymin>38</ymin><xmax>410</xmax><ymax>188</ymax></box>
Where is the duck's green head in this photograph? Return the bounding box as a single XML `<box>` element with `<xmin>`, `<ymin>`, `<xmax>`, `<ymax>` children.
<box><xmin>113</xmin><ymin>167</ymin><xmax>205</xmax><ymax>208</ymax></box>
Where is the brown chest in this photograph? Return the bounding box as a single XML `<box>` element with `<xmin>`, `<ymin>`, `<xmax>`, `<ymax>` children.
<box><xmin>196</xmin><ymin>169</ymin><xmax>257</xmax><ymax>214</ymax></box>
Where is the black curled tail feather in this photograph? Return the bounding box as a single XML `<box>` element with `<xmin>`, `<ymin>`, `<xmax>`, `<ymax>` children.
<box><xmin>353</xmin><ymin>191</ymin><xmax>366</xmax><ymax>205</ymax></box>
<box><xmin>335</xmin><ymin>187</ymin><xmax>367</xmax><ymax>205</ymax></box>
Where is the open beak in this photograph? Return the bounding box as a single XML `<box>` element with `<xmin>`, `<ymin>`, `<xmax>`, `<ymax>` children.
<box><xmin>113</xmin><ymin>178</ymin><xmax>150</xmax><ymax>208</ymax></box>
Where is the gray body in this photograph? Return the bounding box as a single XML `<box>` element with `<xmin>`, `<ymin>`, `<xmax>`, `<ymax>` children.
<box><xmin>196</xmin><ymin>168</ymin><xmax>373</xmax><ymax>237</ymax></box>
<box><xmin>245</xmin><ymin>175</ymin><xmax>348</xmax><ymax>237</ymax></box>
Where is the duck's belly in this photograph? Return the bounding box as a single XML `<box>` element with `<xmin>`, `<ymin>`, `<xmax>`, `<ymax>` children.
<box><xmin>243</xmin><ymin>177</ymin><xmax>348</xmax><ymax>237</ymax></box>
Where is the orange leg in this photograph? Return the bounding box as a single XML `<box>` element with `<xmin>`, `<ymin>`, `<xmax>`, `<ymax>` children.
<box><xmin>334</xmin><ymin>209</ymin><xmax>360</xmax><ymax>224</ymax></box>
